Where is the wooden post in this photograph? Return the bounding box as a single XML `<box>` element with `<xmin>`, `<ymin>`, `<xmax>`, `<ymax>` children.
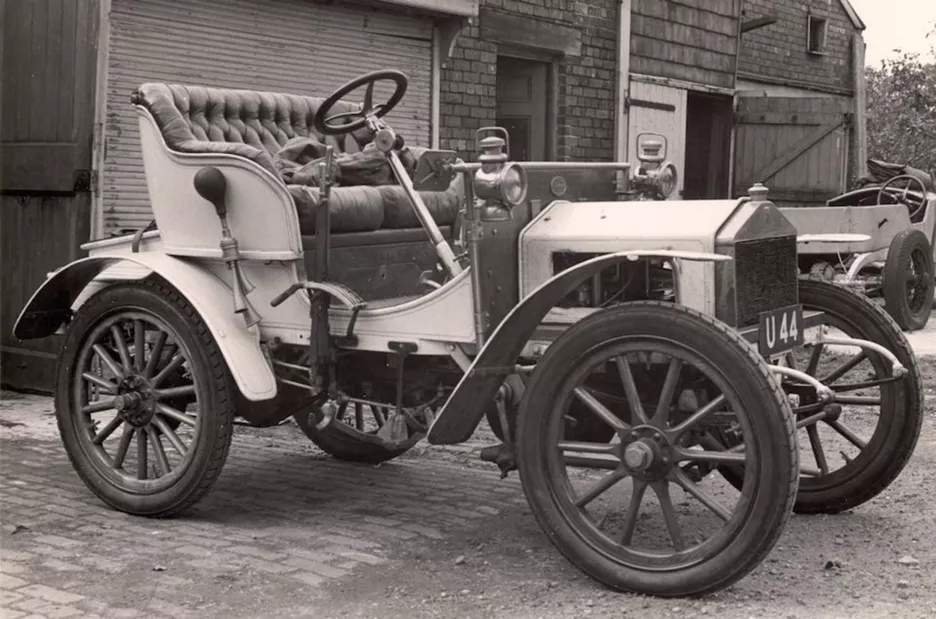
<box><xmin>852</xmin><ymin>33</ymin><xmax>869</xmax><ymax>181</ymax></box>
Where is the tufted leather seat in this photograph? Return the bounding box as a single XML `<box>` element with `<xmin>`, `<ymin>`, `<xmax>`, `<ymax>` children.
<box><xmin>131</xmin><ymin>83</ymin><xmax>461</xmax><ymax>235</ymax></box>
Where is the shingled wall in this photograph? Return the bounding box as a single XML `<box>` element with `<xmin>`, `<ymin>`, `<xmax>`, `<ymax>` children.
<box><xmin>438</xmin><ymin>0</ymin><xmax>619</xmax><ymax>162</ymax></box>
<box><xmin>738</xmin><ymin>0</ymin><xmax>859</xmax><ymax>94</ymax></box>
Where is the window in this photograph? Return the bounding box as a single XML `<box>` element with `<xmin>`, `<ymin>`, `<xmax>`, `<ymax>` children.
<box><xmin>807</xmin><ymin>15</ymin><xmax>828</xmax><ymax>55</ymax></box>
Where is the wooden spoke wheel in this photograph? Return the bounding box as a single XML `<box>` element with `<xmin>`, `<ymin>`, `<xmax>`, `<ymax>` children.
<box><xmin>54</xmin><ymin>280</ymin><xmax>234</xmax><ymax>517</ymax></box>
<box><xmin>515</xmin><ymin>302</ymin><xmax>798</xmax><ymax>598</ymax></box>
<box><xmin>719</xmin><ymin>277</ymin><xmax>923</xmax><ymax>514</ymax></box>
<box><xmin>882</xmin><ymin>229</ymin><xmax>934</xmax><ymax>332</ymax></box>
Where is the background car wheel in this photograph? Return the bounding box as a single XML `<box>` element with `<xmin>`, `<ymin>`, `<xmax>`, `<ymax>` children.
<box><xmin>515</xmin><ymin>302</ymin><xmax>798</xmax><ymax>598</ymax></box>
<box><xmin>882</xmin><ymin>229</ymin><xmax>934</xmax><ymax>331</ymax></box>
<box><xmin>293</xmin><ymin>401</ymin><xmax>428</xmax><ymax>464</ymax></box>
<box><xmin>54</xmin><ymin>279</ymin><xmax>234</xmax><ymax>517</ymax></box>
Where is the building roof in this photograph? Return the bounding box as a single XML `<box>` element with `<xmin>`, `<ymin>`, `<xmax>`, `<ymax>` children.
<box><xmin>838</xmin><ymin>0</ymin><xmax>866</xmax><ymax>31</ymax></box>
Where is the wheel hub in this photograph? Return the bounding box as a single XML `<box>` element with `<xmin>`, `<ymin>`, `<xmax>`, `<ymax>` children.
<box><xmin>114</xmin><ymin>375</ymin><xmax>156</xmax><ymax>427</ymax></box>
<box><xmin>618</xmin><ymin>426</ymin><xmax>672</xmax><ymax>481</ymax></box>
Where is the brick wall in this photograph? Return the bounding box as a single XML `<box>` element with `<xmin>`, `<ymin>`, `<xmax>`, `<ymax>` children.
<box><xmin>738</xmin><ymin>0</ymin><xmax>858</xmax><ymax>93</ymax></box>
<box><xmin>438</xmin><ymin>0</ymin><xmax>618</xmax><ymax>162</ymax></box>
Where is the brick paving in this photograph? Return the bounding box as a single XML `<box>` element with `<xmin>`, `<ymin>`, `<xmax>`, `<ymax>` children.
<box><xmin>0</xmin><ymin>392</ymin><xmax>525</xmax><ymax>618</ymax></box>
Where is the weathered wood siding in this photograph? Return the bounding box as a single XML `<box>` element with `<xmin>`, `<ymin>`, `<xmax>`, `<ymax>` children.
<box><xmin>630</xmin><ymin>0</ymin><xmax>741</xmax><ymax>89</ymax></box>
<box><xmin>1</xmin><ymin>0</ymin><xmax>98</xmax><ymax>392</ymax></box>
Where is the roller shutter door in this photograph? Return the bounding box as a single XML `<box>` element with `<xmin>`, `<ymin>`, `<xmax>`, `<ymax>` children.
<box><xmin>102</xmin><ymin>0</ymin><xmax>433</xmax><ymax>234</ymax></box>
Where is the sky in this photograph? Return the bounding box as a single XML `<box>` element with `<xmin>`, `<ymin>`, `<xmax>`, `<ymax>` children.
<box><xmin>849</xmin><ymin>0</ymin><xmax>936</xmax><ymax>67</ymax></box>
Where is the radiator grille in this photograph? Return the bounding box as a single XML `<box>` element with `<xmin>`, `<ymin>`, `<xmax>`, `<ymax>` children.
<box><xmin>733</xmin><ymin>235</ymin><xmax>799</xmax><ymax>326</ymax></box>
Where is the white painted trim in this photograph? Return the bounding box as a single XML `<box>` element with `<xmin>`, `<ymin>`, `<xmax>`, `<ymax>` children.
<box><xmin>431</xmin><ymin>24</ymin><xmax>441</xmax><ymax>149</ymax></box>
<box><xmin>379</xmin><ymin>0</ymin><xmax>478</xmax><ymax>17</ymax></box>
<box><xmin>90</xmin><ymin>0</ymin><xmax>112</xmax><ymax>240</ymax></box>
<box><xmin>613</xmin><ymin>0</ymin><xmax>632</xmax><ymax>163</ymax></box>
<box><xmin>630</xmin><ymin>72</ymin><xmax>735</xmax><ymax>96</ymax></box>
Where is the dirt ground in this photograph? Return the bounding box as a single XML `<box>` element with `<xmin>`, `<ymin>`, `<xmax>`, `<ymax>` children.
<box><xmin>1</xmin><ymin>356</ymin><xmax>935</xmax><ymax>619</ymax></box>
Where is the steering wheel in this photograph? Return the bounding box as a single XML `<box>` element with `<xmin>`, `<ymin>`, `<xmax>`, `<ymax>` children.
<box><xmin>877</xmin><ymin>174</ymin><xmax>928</xmax><ymax>220</ymax></box>
<box><xmin>313</xmin><ymin>70</ymin><xmax>408</xmax><ymax>136</ymax></box>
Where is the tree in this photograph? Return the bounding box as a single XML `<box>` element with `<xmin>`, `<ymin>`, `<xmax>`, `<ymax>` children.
<box><xmin>865</xmin><ymin>28</ymin><xmax>936</xmax><ymax>174</ymax></box>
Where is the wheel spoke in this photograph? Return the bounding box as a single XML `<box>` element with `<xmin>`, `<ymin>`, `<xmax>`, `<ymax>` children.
<box><xmin>91</xmin><ymin>345</ymin><xmax>125</xmax><ymax>380</ymax></box>
<box><xmin>133</xmin><ymin>320</ymin><xmax>146</xmax><ymax>373</ymax></box>
<box><xmin>82</xmin><ymin>399</ymin><xmax>116</xmax><ymax>414</ymax></box>
<box><xmin>157</xmin><ymin>403</ymin><xmax>197</xmax><ymax>427</ymax></box>
<box><xmin>112</xmin><ymin>424</ymin><xmax>134</xmax><ymax>469</ymax></box>
<box><xmin>821</xmin><ymin>351</ymin><xmax>866</xmax><ymax>384</ymax></box>
<box><xmin>152</xmin><ymin>352</ymin><xmax>185</xmax><ymax>388</ymax></box>
<box><xmin>826</xmin><ymin>419</ymin><xmax>868</xmax><ymax>450</ymax></box>
<box><xmin>372</xmin><ymin>406</ymin><xmax>386</xmax><ymax>427</ymax></box>
<box><xmin>652</xmin><ymin>481</ymin><xmax>685</xmax><ymax>551</ymax></box>
<box><xmin>143</xmin><ymin>331</ymin><xmax>168</xmax><ymax>379</ymax></box>
<box><xmin>669</xmin><ymin>394</ymin><xmax>727</xmax><ymax>439</ymax></box>
<box><xmin>354</xmin><ymin>402</ymin><xmax>365</xmax><ymax>430</ymax></box>
<box><xmin>110</xmin><ymin>325</ymin><xmax>133</xmax><ymax>372</ymax></box>
<box><xmin>91</xmin><ymin>416</ymin><xmax>124</xmax><ymax>445</ymax></box>
<box><xmin>153</xmin><ymin>416</ymin><xmax>188</xmax><ymax>457</ymax></box>
<box><xmin>805</xmin><ymin>343</ymin><xmax>825</xmax><ymax>376</ymax></box>
<box><xmin>675</xmin><ymin>448</ymin><xmax>747</xmax><ymax>465</ymax></box>
<box><xmin>558</xmin><ymin>441</ymin><xmax>618</xmax><ymax>455</ymax></box>
<box><xmin>155</xmin><ymin>385</ymin><xmax>196</xmax><ymax>400</ymax></box>
<box><xmin>573</xmin><ymin>387</ymin><xmax>629</xmax><ymax>432</ymax></box>
<box><xmin>574</xmin><ymin>468</ymin><xmax>627</xmax><ymax>508</ymax></box>
<box><xmin>806</xmin><ymin>424</ymin><xmax>830</xmax><ymax>475</ymax></box>
<box><xmin>672</xmin><ymin>469</ymin><xmax>730</xmax><ymax>521</ymax></box>
<box><xmin>136</xmin><ymin>429</ymin><xmax>149</xmax><ymax>480</ymax></box>
<box><xmin>618</xmin><ymin>479</ymin><xmax>648</xmax><ymax>545</ymax></box>
<box><xmin>82</xmin><ymin>372</ymin><xmax>118</xmax><ymax>394</ymax></box>
<box><xmin>652</xmin><ymin>358</ymin><xmax>683</xmax><ymax>428</ymax></box>
<box><xmin>614</xmin><ymin>356</ymin><xmax>649</xmax><ymax>424</ymax></box>
<box><xmin>147</xmin><ymin>426</ymin><xmax>171</xmax><ymax>477</ymax></box>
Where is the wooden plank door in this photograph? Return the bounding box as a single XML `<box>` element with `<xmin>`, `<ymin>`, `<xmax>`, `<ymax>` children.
<box><xmin>1</xmin><ymin>0</ymin><xmax>99</xmax><ymax>393</ymax></box>
<box><xmin>732</xmin><ymin>95</ymin><xmax>853</xmax><ymax>206</ymax></box>
<box><xmin>627</xmin><ymin>81</ymin><xmax>687</xmax><ymax>199</ymax></box>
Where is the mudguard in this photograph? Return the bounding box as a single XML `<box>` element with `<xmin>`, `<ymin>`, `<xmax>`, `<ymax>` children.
<box><xmin>13</xmin><ymin>254</ymin><xmax>277</xmax><ymax>401</ymax></box>
<box><xmin>427</xmin><ymin>249</ymin><xmax>731</xmax><ymax>445</ymax></box>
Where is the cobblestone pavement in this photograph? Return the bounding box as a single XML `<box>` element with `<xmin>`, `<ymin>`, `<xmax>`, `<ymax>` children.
<box><xmin>0</xmin><ymin>390</ymin><xmax>524</xmax><ymax>618</ymax></box>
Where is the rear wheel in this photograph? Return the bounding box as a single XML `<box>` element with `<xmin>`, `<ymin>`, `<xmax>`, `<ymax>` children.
<box><xmin>516</xmin><ymin>302</ymin><xmax>798</xmax><ymax>597</ymax></box>
<box><xmin>882</xmin><ymin>229</ymin><xmax>933</xmax><ymax>331</ymax></box>
<box><xmin>55</xmin><ymin>279</ymin><xmax>234</xmax><ymax>517</ymax></box>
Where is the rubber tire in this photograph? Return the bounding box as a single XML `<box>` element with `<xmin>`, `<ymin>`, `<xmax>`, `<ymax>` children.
<box><xmin>293</xmin><ymin>406</ymin><xmax>421</xmax><ymax>465</ymax></box>
<box><xmin>516</xmin><ymin>302</ymin><xmax>799</xmax><ymax>598</ymax></box>
<box><xmin>794</xmin><ymin>277</ymin><xmax>924</xmax><ymax>513</ymax></box>
<box><xmin>882</xmin><ymin>229</ymin><xmax>934</xmax><ymax>331</ymax></box>
<box><xmin>55</xmin><ymin>279</ymin><xmax>234</xmax><ymax>517</ymax></box>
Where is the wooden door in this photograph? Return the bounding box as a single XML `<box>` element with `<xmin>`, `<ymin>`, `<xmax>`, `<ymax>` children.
<box><xmin>627</xmin><ymin>81</ymin><xmax>687</xmax><ymax>199</ymax></box>
<box><xmin>496</xmin><ymin>56</ymin><xmax>548</xmax><ymax>161</ymax></box>
<box><xmin>1</xmin><ymin>0</ymin><xmax>99</xmax><ymax>393</ymax></box>
<box><xmin>732</xmin><ymin>95</ymin><xmax>853</xmax><ymax>206</ymax></box>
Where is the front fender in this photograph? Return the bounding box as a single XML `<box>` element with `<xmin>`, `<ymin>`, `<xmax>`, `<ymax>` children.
<box><xmin>13</xmin><ymin>254</ymin><xmax>277</xmax><ymax>402</ymax></box>
<box><xmin>427</xmin><ymin>249</ymin><xmax>730</xmax><ymax>445</ymax></box>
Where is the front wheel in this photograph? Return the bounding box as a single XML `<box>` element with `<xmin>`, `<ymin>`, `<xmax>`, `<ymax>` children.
<box><xmin>882</xmin><ymin>229</ymin><xmax>933</xmax><ymax>331</ymax></box>
<box><xmin>55</xmin><ymin>279</ymin><xmax>234</xmax><ymax>517</ymax></box>
<box><xmin>516</xmin><ymin>302</ymin><xmax>798</xmax><ymax>598</ymax></box>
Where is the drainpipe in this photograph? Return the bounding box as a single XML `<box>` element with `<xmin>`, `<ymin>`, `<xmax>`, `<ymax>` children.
<box><xmin>613</xmin><ymin>0</ymin><xmax>632</xmax><ymax>164</ymax></box>
<box><xmin>430</xmin><ymin>24</ymin><xmax>441</xmax><ymax>149</ymax></box>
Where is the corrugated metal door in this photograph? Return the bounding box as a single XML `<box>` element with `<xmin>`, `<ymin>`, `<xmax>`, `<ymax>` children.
<box><xmin>733</xmin><ymin>95</ymin><xmax>852</xmax><ymax>208</ymax></box>
<box><xmin>102</xmin><ymin>0</ymin><xmax>433</xmax><ymax>235</ymax></box>
<box><xmin>627</xmin><ymin>81</ymin><xmax>687</xmax><ymax>200</ymax></box>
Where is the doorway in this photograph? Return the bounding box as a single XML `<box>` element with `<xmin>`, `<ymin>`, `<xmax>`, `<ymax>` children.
<box><xmin>496</xmin><ymin>55</ymin><xmax>550</xmax><ymax>161</ymax></box>
<box><xmin>683</xmin><ymin>91</ymin><xmax>734</xmax><ymax>199</ymax></box>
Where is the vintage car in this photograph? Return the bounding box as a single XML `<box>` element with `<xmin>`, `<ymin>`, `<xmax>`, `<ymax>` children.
<box><xmin>781</xmin><ymin>161</ymin><xmax>935</xmax><ymax>331</ymax></box>
<box><xmin>13</xmin><ymin>70</ymin><xmax>923</xmax><ymax>598</ymax></box>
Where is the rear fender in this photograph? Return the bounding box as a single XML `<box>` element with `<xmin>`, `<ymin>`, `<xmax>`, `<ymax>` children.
<box><xmin>427</xmin><ymin>249</ymin><xmax>731</xmax><ymax>445</ymax></box>
<box><xmin>13</xmin><ymin>254</ymin><xmax>277</xmax><ymax>401</ymax></box>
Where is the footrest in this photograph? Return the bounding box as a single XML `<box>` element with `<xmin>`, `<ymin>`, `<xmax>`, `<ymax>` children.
<box><xmin>270</xmin><ymin>280</ymin><xmax>367</xmax><ymax>310</ymax></box>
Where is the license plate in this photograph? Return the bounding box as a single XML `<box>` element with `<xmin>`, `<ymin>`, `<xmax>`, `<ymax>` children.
<box><xmin>758</xmin><ymin>304</ymin><xmax>804</xmax><ymax>357</ymax></box>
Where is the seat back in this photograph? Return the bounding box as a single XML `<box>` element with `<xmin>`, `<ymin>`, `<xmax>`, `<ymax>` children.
<box><xmin>131</xmin><ymin>83</ymin><xmax>371</xmax><ymax>175</ymax></box>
